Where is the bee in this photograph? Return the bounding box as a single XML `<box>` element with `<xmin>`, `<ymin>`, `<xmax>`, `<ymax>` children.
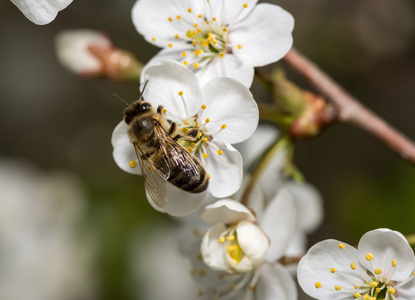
<box><xmin>120</xmin><ymin>91</ymin><xmax>209</xmax><ymax>208</ymax></box>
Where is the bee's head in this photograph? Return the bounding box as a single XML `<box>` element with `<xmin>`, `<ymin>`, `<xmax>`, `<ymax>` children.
<box><xmin>123</xmin><ymin>100</ymin><xmax>153</xmax><ymax>124</ymax></box>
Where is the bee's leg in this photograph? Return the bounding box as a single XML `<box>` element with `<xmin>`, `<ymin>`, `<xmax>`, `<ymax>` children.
<box><xmin>168</xmin><ymin>121</ymin><xmax>177</xmax><ymax>135</ymax></box>
<box><xmin>179</xmin><ymin>128</ymin><xmax>199</xmax><ymax>142</ymax></box>
<box><xmin>157</xmin><ymin>105</ymin><xmax>165</xmax><ymax>115</ymax></box>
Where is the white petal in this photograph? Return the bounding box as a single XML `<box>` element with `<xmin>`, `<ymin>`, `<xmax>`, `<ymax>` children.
<box><xmin>230</xmin><ymin>3</ymin><xmax>294</xmax><ymax>67</ymax></box>
<box><xmin>237</xmin><ymin>220</ymin><xmax>269</xmax><ymax>267</ymax></box>
<box><xmin>11</xmin><ymin>0</ymin><xmax>73</xmax><ymax>25</ymax></box>
<box><xmin>141</xmin><ymin>60</ymin><xmax>202</xmax><ymax>118</ymax></box>
<box><xmin>260</xmin><ymin>189</ymin><xmax>297</xmax><ymax>262</ymax></box>
<box><xmin>208</xmin><ymin>0</ymin><xmax>258</xmax><ymax>25</ymax></box>
<box><xmin>204</xmin><ymin>142</ymin><xmax>243</xmax><ymax>198</ymax></box>
<box><xmin>132</xmin><ymin>0</ymin><xmax>201</xmax><ymax>47</ymax></box>
<box><xmin>55</xmin><ymin>29</ymin><xmax>112</xmax><ymax>74</ymax></box>
<box><xmin>283</xmin><ymin>181</ymin><xmax>324</xmax><ymax>233</ymax></box>
<box><xmin>111</xmin><ymin>121</ymin><xmax>141</xmax><ymax>175</ymax></box>
<box><xmin>358</xmin><ymin>228</ymin><xmax>415</xmax><ymax>281</ymax></box>
<box><xmin>147</xmin><ymin>182</ymin><xmax>208</xmax><ymax>217</ymax></box>
<box><xmin>396</xmin><ymin>274</ymin><xmax>415</xmax><ymax>300</ymax></box>
<box><xmin>201</xmin><ymin>223</ymin><xmax>228</xmax><ymax>271</ymax></box>
<box><xmin>234</xmin><ymin>123</ymin><xmax>280</xmax><ymax>169</ymax></box>
<box><xmin>256</xmin><ymin>263</ymin><xmax>297</xmax><ymax>300</ymax></box>
<box><xmin>201</xmin><ymin>77</ymin><xmax>258</xmax><ymax>144</ymax></box>
<box><xmin>200</xmin><ymin>199</ymin><xmax>255</xmax><ymax>225</ymax></box>
<box><xmin>297</xmin><ymin>239</ymin><xmax>364</xmax><ymax>300</ymax></box>
<box><xmin>196</xmin><ymin>54</ymin><xmax>255</xmax><ymax>88</ymax></box>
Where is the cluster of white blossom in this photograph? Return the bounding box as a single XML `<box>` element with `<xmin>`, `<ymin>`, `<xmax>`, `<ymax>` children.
<box><xmin>48</xmin><ymin>0</ymin><xmax>415</xmax><ymax>299</ymax></box>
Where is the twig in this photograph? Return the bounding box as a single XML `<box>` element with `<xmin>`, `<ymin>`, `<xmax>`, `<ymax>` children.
<box><xmin>283</xmin><ymin>48</ymin><xmax>415</xmax><ymax>164</ymax></box>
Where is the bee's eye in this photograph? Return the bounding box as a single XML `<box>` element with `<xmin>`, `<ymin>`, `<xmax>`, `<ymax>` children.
<box><xmin>139</xmin><ymin>103</ymin><xmax>151</xmax><ymax>111</ymax></box>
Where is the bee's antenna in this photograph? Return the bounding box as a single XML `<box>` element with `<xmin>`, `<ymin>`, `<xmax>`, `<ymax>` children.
<box><xmin>139</xmin><ymin>80</ymin><xmax>149</xmax><ymax>100</ymax></box>
<box><xmin>112</xmin><ymin>94</ymin><xmax>130</xmax><ymax>107</ymax></box>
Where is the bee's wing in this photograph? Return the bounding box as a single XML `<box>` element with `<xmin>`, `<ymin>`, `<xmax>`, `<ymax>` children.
<box><xmin>153</xmin><ymin>123</ymin><xmax>201</xmax><ymax>180</ymax></box>
<box><xmin>133</xmin><ymin>144</ymin><xmax>167</xmax><ymax>208</ymax></box>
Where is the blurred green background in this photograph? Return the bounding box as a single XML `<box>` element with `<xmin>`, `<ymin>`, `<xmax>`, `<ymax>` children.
<box><xmin>1</xmin><ymin>0</ymin><xmax>415</xmax><ymax>299</ymax></box>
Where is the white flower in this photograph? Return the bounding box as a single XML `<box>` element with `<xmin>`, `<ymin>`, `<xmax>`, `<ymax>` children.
<box><xmin>0</xmin><ymin>159</ymin><xmax>94</xmax><ymax>300</ymax></box>
<box><xmin>112</xmin><ymin>60</ymin><xmax>258</xmax><ymax>216</ymax></box>
<box><xmin>194</xmin><ymin>190</ymin><xmax>298</xmax><ymax>299</ymax></box>
<box><xmin>11</xmin><ymin>0</ymin><xmax>73</xmax><ymax>25</ymax></box>
<box><xmin>55</xmin><ymin>29</ymin><xmax>113</xmax><ymax>76</ymax></box>
<box><xmin>298</xmin><ymin>228</ymin><xmax>415</xmax><ymax>300</ymax></box>
<box><xmin>132</xmin><ymin>0</ymin><xmax>294</xmax><ymax>87</ymax></box>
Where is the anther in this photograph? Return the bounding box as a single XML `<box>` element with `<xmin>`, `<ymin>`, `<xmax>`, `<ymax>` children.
<box><xmin>237</xmin><ymin>44</ymin><xmax>243</xmax><ymax>49</ymax></box>
<box><xmin>222</xmin><ymin>27</ymin><xmax>228</xmax><ymax>32</ymax></box>
<box><xmin>217</xmin><ymin>236</ymin><xmax>225</xmax><ymax>243</ymax></box>
<box><xmin>351</xmin><ymin>262</ymin><xmax>356</xmax><ymax>270</ymax></box>
<box><xmin>198</xmin><ymin>14</ymin><xmax>203</xmax><ymax>18</ymax></box>
<box><xmin>193</xmin><ymin>23</ymin><xmax>198</xmax><ymax>28</ymax></box>
<box><xmin>203</xmin><ymin>153</ymin><xmax>208</xmax><ymax>158</ymax></box>
<box><xmin>188</xmin><ymin>147</ymin><xmax>194</xmax><ymax>153</ymax></box>
<box><xmin>178</xmin><ymin>91</ymin><xmax>184</xmax><ymax>96</ymax></box>
<box><xmin>243</xmin><ymin>3</ymin><xmax>248</xmax><ymax>8</ymax></box>
<box><xmin>221</xmin><ymin>124</ymin><xmax>227</xmax><ymax>129</ymax></box>
<box><xmin>190</xmin><ymin>142</ymin><xmax>196</xmax><ymax>147</ymax></box>
<box><xmin>194</xmin><ymin>62</ymin><xmax>200</xmax><ymax>69</ymax></box>
<box><xmin>152</xmin><ymin>37</ymin><xmax>156</xmax><ymax>42</ymax></box>
<box><xmin>315</xmin><ymin>282</ymin><xmax>322</xmax><ymax>289</ymax></box>
<box><xmin>354</xmin><ymin>285</ymin><xmax>359</xmax><ymax>289</ymax></box>
<box><xmin>168</xmin><ymin>43</ymin><xmax>173</xmax><ymax>47</ymax></box>
<box><xmin>168</xmin><ymin>17</ymin><xmax>172</xmax><ymax>22</ymax></box>
<box><xmin>376</xmin><ymin>288</ymin><xmax>381</xmax><ymax>293</ymax></box>
<box><xmin>354</xmin><ymin>293</ymin><xmax>361</xmax><ymax>298</ymax></box>
<box><xmin>387</xmin><ymin>288</ymin><xmax>396</xmax><ymax>294</ymax></box>
<box><xmin>226</xmin><ymin>235</ymin><xmax>235</xmax><ymax>241</ymax></box>
<box><xmin>217</xmin><ymin>150</ymin><xmax>223</xmax><ymax>155</ymax></box>
<box><xmin>330</xmin><ymin>268</ymin><xmax>335</xmax><ymax>273</ymax></box>
<box><xmin>366</xmin><ymin>253</ymin><xmax>374</xmax><ymax>261</ymax></box>
<box><xmin>201</xmin><ymin>104</ymin><xmax>207</xmax><ymax>109</ymax></box>
<box><xmin>338</xmin><ymin>243</ymin><xmax>346</xmax><ymax>249</ymax></box>
<box><xmin>184</xmin><ymin>121</ymin><xmax>189</xmax><ymax>125</ymax></box>
<box><xmin>187</xmin><ymin>7</ymin><xmax>192</xmax><ymax>13</ymax></box>
<box><xmin>392</xmin><ymin>259</ymin><xmax>397</xmax><ymax>267</ymax></box>
<box><xmin>202</xmin><ymin>138</ymin><xmax>208</xmax><ymax>143</ymax></box>
<box><xmin>369</xmin><ymin>282</ymin><xmax>378</xmax><ymax>288</ymax></box>
<box><xmin>205</xmin><ymin>118</ymin><xmax>210</xmax><ymax>123</ymax></box>
<box><xmin>212</xmin><ymin>17</ymin><xmax>216</xmax><ymax>21</ymax></box>
<box><xmin>162</xmin><ymin>109</ymin><xmax>167</xmax><ymax>114</ymax></box>
<box><xmin>176</xmin><ymin>15</ymin><xmax>181</xmax><ymax>20</ymax></box>
<box><xmin>334</xmin><ymin>286</ymin><xmax>342</xmax><ymax>291</ymax></box>
<box><xmin>182</xmin><ymin>51</ymin><xmax>187</xmax><ymax>57</ymax></box>
<box><xmin>249</xmin><ymin>286</ymin><xmax>255</xmax><ymax>291</ymax></box>
<box><xmin>220</xmin><ymin>53</ymin><xmax>225</xmax><ymax>58</ymax></box>
<box><xmin>183</xmin><ymin>61</ymin><xmax>188</xmax><ymax>66</ymax></box>
<box><xmin>175</xmin><ymin>34</ymin><xmax>179</xmax><ymax>39</ymax></box>
<box><xmin>129</xmin><ymin>160</ymin><xmax>137</xmax><ymax>168</ymax></box>
<box><xmin>184</xmin><ymin>128</ymin><xmax>189</xmax><ymax>133</ymax></box>
<box><xmin>374</xmin><ymin>268</ymin><xmax>382</xmax><ymax>275</ymax></box>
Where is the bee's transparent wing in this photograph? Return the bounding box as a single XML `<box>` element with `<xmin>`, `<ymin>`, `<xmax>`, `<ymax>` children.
<box><xmin>153</xmin><ymin>124</ymin><xmax>201</xmax><ymax>180</ymax></box>
<box><xmin>133</xmin><ymin>144</ymin><xmax>168</xmax><ymax>208</ymax></box>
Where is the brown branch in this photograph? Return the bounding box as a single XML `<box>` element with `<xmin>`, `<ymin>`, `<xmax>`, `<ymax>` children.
<box><xmin>283</xmin><ymin>48</ymin><xmax>415</xmax><ymax>164</ymax></box>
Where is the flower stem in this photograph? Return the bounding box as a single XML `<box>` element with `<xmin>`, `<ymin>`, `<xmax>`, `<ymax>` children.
<box><xmin>241</xmin><ymin>135</ymin><xmax>288</xmax><ymax>207</ymax></box>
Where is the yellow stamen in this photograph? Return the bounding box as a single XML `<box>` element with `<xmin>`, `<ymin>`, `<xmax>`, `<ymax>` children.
<box><xmin>354</xmin><ymin>293</ymin><xmax>361</xmax><ymax>298</ymax></box>
<box><xmin>192</xmin><ymin>40</ymin><xmax>197</xmax><ymax>45</ymax></box>
<box><xmin>351</xmin><ymin>262</ymin><xmax>356</xmax><ymax>270</ymax></box>
<box><xmin>193</xmin><ymin>23</ymin><xmax>198</xmax><ymax>28</ymax></box>
<box><xmin>221</xmin><ymin>124</ymin><xmax>227</xmax><ymax>129</ymax></box>
<box><xmin>376</xmin><ymin>288</ymin><xmax>381</xmax><ymax>293</ymax></box>
<box><xmin>205</xmin><ymin>118</ymin><xmax>210</xmax><ymax>123</ymax></box>
<box><xmin>193</xmin><ymin>62</ymin><xmax>200</xmax><ymax>69</ymax></box>
<box><xmin>369</xmin><ymin>282</ymin><xmax>378</xmax><ymax>288</ymax></box>
<box><xmin>201</xmin><ymin>104</ymin><xmax>207</xmax><ymax>110</ymax></box>
<box><xmin>212</xmin><ymin>17</ymin><xmax>216</xmax><ymax>21</ymax></box>
<box><xmin>198</xmin><ymin>14</ymin><xmax>203</xmax><ymax>18</ymax></box>
<box><xmin>366</xmin><ymin>253</ymin><xmax>374</xmax><ymax>261</ymax></box>
<box><xmin>334</xmin><ymin>286</ymin><xmax>342</xmax><ymax>291</ymax></box>
<box><xmin>184</xmin><ymin>128</ymin><xmax>189</xmax><ymax>133</ymax></box>
<box><xmin>187</xmin><ymin>7</ymin><xmax>192</xmax><ymax>13</ymax></box>
<box><xmin>207</xmin><ymin>173</ymin><xmax>211</xmax><ymax>179</ymax></box>
<box><xmin>220</xmin><ymin>53</ymin><xmax>225</xmax><ymax>58</ymax></box>
<box><xmin>243</xmin><ymin>3</ymin><xmax>248</xmax><ymax>8</ymax></box>
<box><xmin>203</xmin><ymin>153</ymin><xmax>208</xmax><ymax>159</ymax></box>
<box><xmin>188</xmin><ymin>147</ymin><xmax>194</xmax><ymax>153</ymax></box>
<box><xmin>249</xmin><ymin>286</ymin><xmax>255</xmax><ymax>291</ymax></box>
<box><xmin>392</xmin><ymin>259</ymin><xmax>397</xmax><ymax>267</ymax></box>
<box><xmin>183</xmin><ymin>61</ymin><xmax>188</xmax><ymax>66</ymax></box>
<box><xmin>202</xmin><ymin>138</ymin><xmax>208</xmax><ymax>143</ymax></box>
<box><xmin>226</xmin><ymin>235</ymin><xmax>235</xmax><ymax>241</ymax></box>
<box><xmin>168</xmin><ymin>17</ymin><xmax>172</xmax><ymax>22</ymax></box>
<box><xmin>338</xmin><ymin>243</ymin><xmax>346</xmax><ymax>249</ymax></box>
<box><xmin>237</xmin><ymin>44</ymin><xmax>243</xmax><ymax>50</ymax></box>
<box><xmin>315</xmin><ymin>282</ymin><xmax>322</xmax><ymax>289</ymax></box>
<box><xmin>176</xmin><ymin>15</ymin><xmax>181</xmax><ymax>20</ymax></box>
<box><xmin>175</xmin><ymin>34</ymin><xmax>179</xmax><ymax>39</ymax></box>
<box><xmin>184</xmin><ymin>121</ymin><xmax>189</xmax><ymax>125</ymax></box>
<box><xmin>387</xmin><ymin>288</ymin><xmax>396</xmax><ymax>294</ymax></box>
<box><xmin>168</xmin><ymin>43</ymin><xmax>173</xmax><ymax>48</ymax></box>
<box><xmin>152</xmin><ymin>37</ymin><xmax>156</xmax><ymax>42</ymax></box>
<box><xmin>190</xmin><ymin>142</ymin><xmax>196</xmax><ymax>147</ymax></box>
<box><xmin>374</xmin><ymin>268</ymin><xmax>382</xmax><ymax>275</ymax></box>
<box><xmin>354</xmin><ymin>285</ymin><xmax>359</xmax><ymax>289</ymax></box>
<box><xmin>217</xmin><ymin>236</ymin><xmax>225</xmax><ymax>243</ymax></box>
<box><xmin>330</xmin><ymin>268</ymin><xmax>335</xmax><ymax>273</ymax></box>
<box><xmin>162</xmin><ymin>108</ymin><xmax>167</xmax><ymax>114</ymax></box>
<box><xmin>129</xmin><ymin>160</ymin><xmax>137</xmax><ymax>168</ymax></box>
<box><xmin>222</xmin><ymin>27</ymin><xmax>228</xmax><ymax>32</ymax></box>
<box><xmin>217</xmin><ymin>150</ymin><xmax>223</xmax><ymax>155</ymax></box>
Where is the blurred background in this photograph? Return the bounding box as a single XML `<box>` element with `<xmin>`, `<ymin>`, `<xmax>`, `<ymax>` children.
<box><xmin>1</xmin><ymin>0</ymin><xmax>415</xmax><ymax>299</ymax></box>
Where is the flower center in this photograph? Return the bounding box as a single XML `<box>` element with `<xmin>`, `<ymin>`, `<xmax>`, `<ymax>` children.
<box><xmin>154</xmin><ymin>2</ymin><xmax>249</xmax><ymax>70</ymax></box>
<box><xmin>314</xmin><ymin>244</ymin><xmax>399</xmax><ymax>300</ymax></box>
<box><xmin>217</xmin><ymin>226</ymin><xmax>245</xmax><ymax>265</ymax></box>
